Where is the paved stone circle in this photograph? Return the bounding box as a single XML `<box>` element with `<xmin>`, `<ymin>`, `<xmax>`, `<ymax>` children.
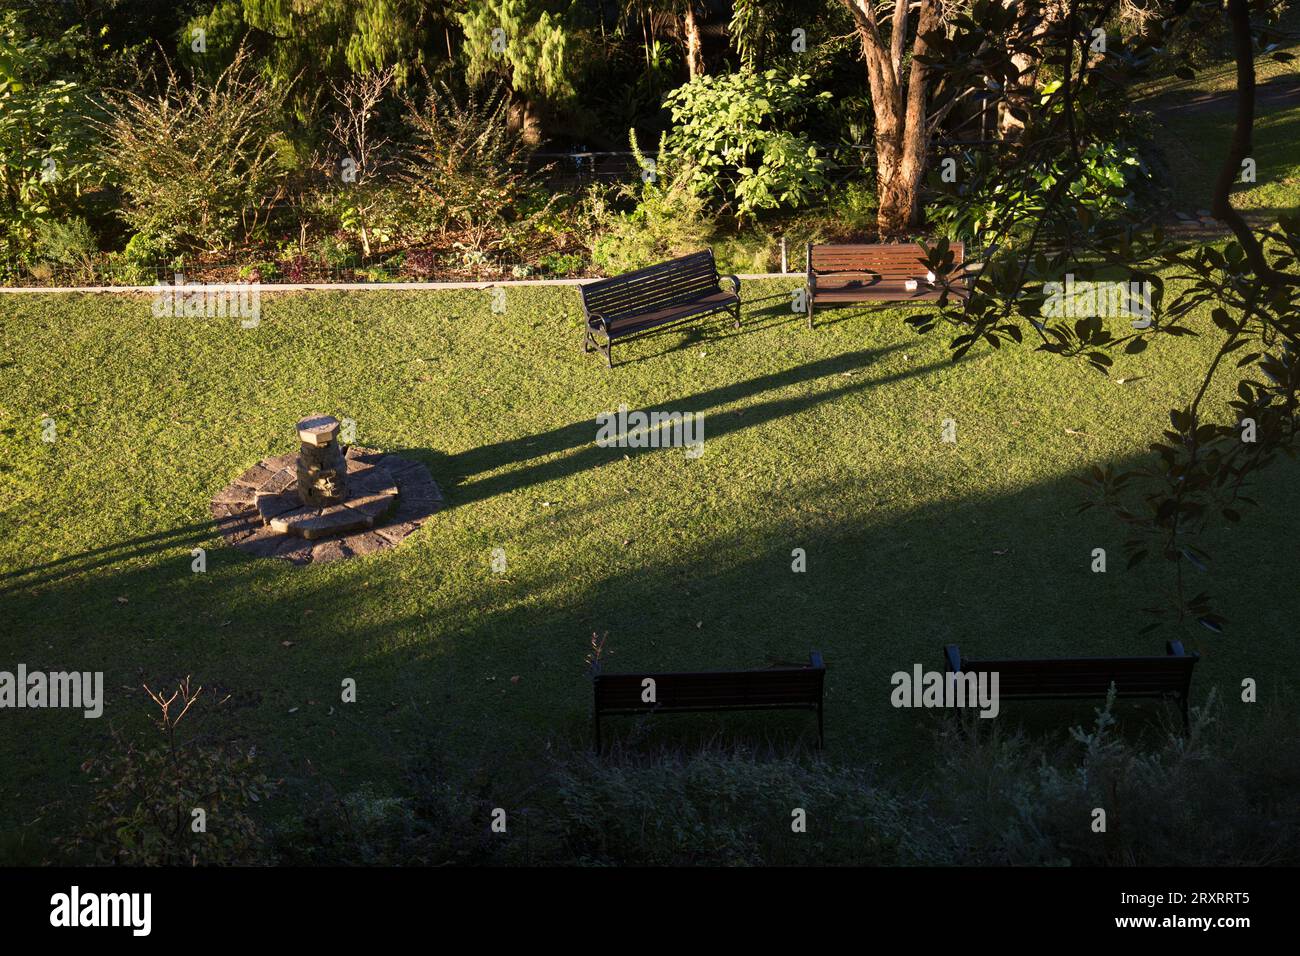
<box><xmin>211</xmin><ymin>446</ymin><xmax>443</xmax><ymax>565</ymax></box>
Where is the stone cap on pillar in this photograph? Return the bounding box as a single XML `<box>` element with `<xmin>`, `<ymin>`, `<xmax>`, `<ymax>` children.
<box><xmin>298</xmin><ymin>414</ymin><xmax>341</xmax><ymax>447</ymax></box>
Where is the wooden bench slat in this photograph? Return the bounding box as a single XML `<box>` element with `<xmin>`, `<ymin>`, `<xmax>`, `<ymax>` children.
<box><xmin>943</xmin><ymin>642</ymin><xmax>1199</xmax><ymax>729</ymax></box>
<box><xmin>806</xmin><ymin>242</ymin><xmax>969</xmax><ymax>328</ymax></box>
<box><xmin>592</xmin><ymin>653</ymin><xmax>825</xmax><ymax>749</ymax></box>
<box><xmin>581</xmin><ymin>250</ymin><xmax>740</xmax><ymax>367</ymax></box>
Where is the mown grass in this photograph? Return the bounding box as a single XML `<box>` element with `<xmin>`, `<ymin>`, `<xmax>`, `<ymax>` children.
<box><xmin>1</xmin><ymin>283</ymin><xmax>1297</xmax><ymax>839</ymax></box>
<box><xmin>1148</xmin><ymin>99</ymin><xmax>1300</xmax><ymax>217</ymax></box>
<box><xmin>1137</xmin><ymin>4</ymin><xmax>1300</xmax><ymax>98</ymax></box>
<box><xmin>1137</xmin><ymin>6</ymin><xmax>1300</xmax><ymax>216</ymax></box>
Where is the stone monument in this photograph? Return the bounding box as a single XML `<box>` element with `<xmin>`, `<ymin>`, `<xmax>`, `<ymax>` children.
<box><xmin>295</xmin><ymin>415</ymin><xmax>348</xmax><ymax>507</ymax></box>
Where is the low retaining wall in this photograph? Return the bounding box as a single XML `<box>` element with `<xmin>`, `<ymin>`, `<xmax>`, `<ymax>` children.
<box><xmin>0</xmin><ymin>274</ymin><xmax>800</xmax><ymax>295</ymax></box>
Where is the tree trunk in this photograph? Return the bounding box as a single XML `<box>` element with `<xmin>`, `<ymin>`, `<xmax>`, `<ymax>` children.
<box><xmin>683</xmin><ymin>4</ymin><xmax>704</xmax><ymax>78</ymax></box>
<box><xmin>997</xmin><ymin>1</ymin><xmax>1063</xmax><ymax>138</ymax></box>
<box><xmin>841</xmin><ymin>0</ymin><xmax>943</xmax><ymax>236</ymax></box>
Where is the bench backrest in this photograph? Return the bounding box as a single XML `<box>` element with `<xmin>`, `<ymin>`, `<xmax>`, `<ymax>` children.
<box><xmin>809</xmin><ymin>242</ymin><xmax>965</xmax><ymax>280</ymax></box>
<box><xmin>945</xmin><ymin>642</ymin><xmax>1197</xmax><ymax>699</ymax></box>
<box><xmin>581</xmin><ymin>250</ymin><xmax>721</xmax><ymax>321</ymax></box>
<box><xmin>594</xmin><ymin>654</ymin><xmax>824</xmax><ymax>714</ymax></box>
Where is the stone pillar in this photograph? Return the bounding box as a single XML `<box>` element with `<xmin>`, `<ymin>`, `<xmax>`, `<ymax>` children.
<box><xmin>296</xmin><ymin>415</ymin><xmax>348</xmax><ymax>507</ymax></box>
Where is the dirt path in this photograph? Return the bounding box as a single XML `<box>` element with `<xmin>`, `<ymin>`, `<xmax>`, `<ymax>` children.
<box><xmin>1138</xmin><ymin>75</ymin><xmax>1300</xmax><ymax>117</ymax></box>
<box><xmin>1136</xmin><ymin>75</ymin><xmax>1298</xmax><ymax>238</ymax></box>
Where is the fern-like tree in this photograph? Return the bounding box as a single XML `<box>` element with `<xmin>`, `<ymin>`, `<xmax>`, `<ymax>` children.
<box><xmin>457</xmin><ymin>0</ymin><xmax>580</xmax><ymax>144</ymax></box>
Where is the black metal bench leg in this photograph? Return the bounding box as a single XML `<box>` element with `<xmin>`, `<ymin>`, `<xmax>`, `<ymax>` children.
<box><xmin>602</xmin><ymin>337</ymin><xmax>613</xmax><ymax>369</ymax></box>
<box><xmin>733</xmin><ymin>304</ymin><xmax>741</xmax><ymax>330</ymax></box>
<box><xmin>582</xmin><ymin>327</ymin><xmax>593</xmax><ymax>353</ymax></box>
<box><xmin>807</xmin><ymin>297</ymin><xmax>815</xmax><ymax>330</ymax></box>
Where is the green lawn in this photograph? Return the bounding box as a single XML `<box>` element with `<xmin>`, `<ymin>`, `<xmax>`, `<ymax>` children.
<box><xmin>1149</xmin><ymin>99</ymin><xmax>1300</xmax><ymax>218</ymax></box>
<box><xmin>1138</xmin><ymin>7</ymin><xmax>1300</xmax><ymax>218</ymax></box>
<box><xmin>2</xmin><ymin>284</ymin><xmax>1298</xmax><ymax>839</ymax></box>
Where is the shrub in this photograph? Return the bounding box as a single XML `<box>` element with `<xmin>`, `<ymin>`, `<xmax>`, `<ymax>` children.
<box><xmin>29</xmin><ymin>216</ymin><xmax>97</xmax><ymax>279</ymax></box>
<box><xmin>551</xmin><ymin>745</ymin><xmax>907</xmax><ymax>865</ymax></box>
<box><xmin>661</xmin><ymin>68</ymin><xmax>832</xmax><ymax>221</ymax></box>
<box><xmin>929</xmin><ymin>138</ymin><xmax>1149</xmax><ymax>246</ymax></box>
<box><xmin>238</xmin><ymin>261</ymin><xmax>278</xmax><ymax>282</ymax></box>
<box><xmin>98</xmin><ymin>48</ymin><xmax>289</xmax><ymax>252</ymax></box>
<box><xmin>539</xmin><ymin>251</ymin><xmax>584</xmax><ymax>276</ymax></box>
<box><xmin>318</xmin><ymin>232</ymin><xmax>358</xmax><ymax>271</ymax></box>
<box><xmin>57</xmin><ymin>679</ymin><xmax>273</xmax><ymax>866</ymax></box>
<box><xmin>588</xmin><ymin>137</ymin><xmax>714</xmax><ymax>275</ymax></box>
<box><xmin>829</xmin><ymin>179</ymin><xmax>878</xmax><ymax>237</ymax></box>
<box><xmin>400</xmin><ymin>80</ymin><xmax>552</xmax><ymax>252</ymax></box>
<box><xmin>918</xmin><ymin>689</ymin><xmax>1300</xmax><ymax>865</ymax></box>
<box><xmin>280</xmin><ymin>253</ymin><xmax>311</xmax><ymax>283</ymax></box>
<box><xmin>272</xmin><ymin>751</ymin><xmax>521</xmax><ymax>866</ymax></box>
<box><xmin>0</xmin><ymin>13</ymin><xmax>105</xmax><ymax>255</ymax></box>
<box><xmin>122</xmin><ymin>231</ymin><xmax>172</xmax><ymax>267</ymax></box>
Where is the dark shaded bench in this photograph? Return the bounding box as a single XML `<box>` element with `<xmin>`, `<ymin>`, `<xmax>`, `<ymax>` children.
<box><xmin>943</xmin><ymin>641</ymin><xmax>1199</xmax><ymax>730</ymax></box>
<box><xmin>592</xmin><ymin>652</ymin><xmax>825</xmax><ymax>750</ymax></box>
<box><xmin>580</xmin><ymin>250</ymin><xmax>741</xmax><ymax>367</ymax></box>
<box><xmin>806</xmin><ymin>241</ymin><xmax>968</xmax><ymax>328</ymax></box>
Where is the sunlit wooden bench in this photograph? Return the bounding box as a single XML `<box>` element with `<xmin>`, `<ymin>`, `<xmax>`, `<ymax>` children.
<box><xmin>580</xmin><ymin>250</ymin><xmax>741</xmax><ymax>367</ymax></box>
<box><xmin>806</xmin><ymin>241</ymin><xmax>968</xmax><ymax>327</ymax></box>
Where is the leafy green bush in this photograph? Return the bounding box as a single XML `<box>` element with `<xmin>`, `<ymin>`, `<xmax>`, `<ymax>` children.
<box><xmin>588</xmin><ymin>138</ymin><xmax>714</xmax><ymax>275</ymax></box>
<box><xmin>318</xmin><ymin>232</ymin><xmax>358</xmax><ymax>270</ymax></box>
<box><xmin>238</xmin><ymin>261</ymin><xmax>279</xmax><ymax>282</ymax></box>
<box><xmin>29</xmin><ymin>216</ymin><xmax>97</xmax><ymax>278</ymax></box>
<box><xmin>0</xmin><ymin>13</ymin><xmax>105</xmax><ymax>255</ymax></box>
<box><xmin>539</xmin><ymin>251</ymin><xmax>584</xmax><ymax>275</ymax></box>
<box><xmin>98</xmin><ymin>48</ymin><xmax>289</xmax><ymax>252</ymax></box>
<box><xmin>272</xmin><ymin>751</ymin><xmax>521</xmax><ymax>866</ymax></box>
<box><xmin>122</xmin><ymin>231</ymin><xmax>173</xmax><ymax>266</ymax></box>
<box><xmin>829</xmin><ymin>180</ymin><xmax>878</xmax><ymax>236</ymax></box>
<box><xmin>57</xmin><ymin>680</ymin><xmax>273</xmax><ymax>866</ymax></box>
<box><xmin>661</xmin><ymin>68</ymin><xmax>832</xmax><ymax>221</ymax></box>
<box><xmin>929</xmin><ymin>138</ymin><xmax>1149</xmax><ymax>246</ymax></box>
<box><xmin>552</xmin><ymin>745</ymin><xmax>907</xmax><ymax>865</ymax></box>
<box><xmin>919</xmin><ymin>689</ymin><xmax>1300</xmax><ymax>865</ymax></box>
<box><xmin>400</xmin><ymin>80</ymin><xmax>551</xmax><ymax>252</ymax></box>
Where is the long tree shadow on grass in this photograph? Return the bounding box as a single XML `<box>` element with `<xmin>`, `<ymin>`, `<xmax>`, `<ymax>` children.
<box><xmin>1</xmin><ymin>342</ymin><xmax>927</xmax><ymax>594</ymax></box>
<box><xmin>4</xmin><ymin>442</ymin><xmax>1297</xmax><ymax>833</ymax></box>
<box><xmin>438</xmin><ymin>343</ymin><xmax>938</xmax><ymax>507</ymax></box>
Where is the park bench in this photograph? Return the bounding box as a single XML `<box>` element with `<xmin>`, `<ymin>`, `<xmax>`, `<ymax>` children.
<box><xmin>580</xmin><ymin>250</ymin><xmax>741</xmax><ymax>367</ymax></box>
<box><xmin>943</xmin><ymin>641</ymin><xmax>1200</xmax><ymax>730</ymax></box>
<box><xmin>592</xmin><ymin>652</ymin><xmax>825</xmax><ymax>750</ymax></box>
<box><xmin>806</xmin><ymin>241</ymin><xmax>969</xmax><ymax>328</ymax></box>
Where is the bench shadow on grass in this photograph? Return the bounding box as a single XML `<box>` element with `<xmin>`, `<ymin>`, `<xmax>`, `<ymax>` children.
<box><xmin>591</xmin><ymin>288</ymin><xmax>808</xmax><ymax>367</ymax></box>
<box><xmin>436</xmin><ymin>342</ymin><xmax>932</xmax><ymax>507</ymax></box>
<box><xmin>5</xmin><ymin>439</ymin><xmax>1294</xmax><ymax>810</ymax></box>
<box><xmin>0</xmin><ymin>520</ymin><xmax>218</xmax><ymax>596</ymax></box>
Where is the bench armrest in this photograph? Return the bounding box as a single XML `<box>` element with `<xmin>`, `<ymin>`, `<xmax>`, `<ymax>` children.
<box><xmin>721</xmin><ymin>274</ymin><xmax>741</xmax><ymax>297</ymax></box>
<box><xmin>586</xmin><ymin>311</ymin><xmax>608</xmax><ymax>331</ymax></box>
